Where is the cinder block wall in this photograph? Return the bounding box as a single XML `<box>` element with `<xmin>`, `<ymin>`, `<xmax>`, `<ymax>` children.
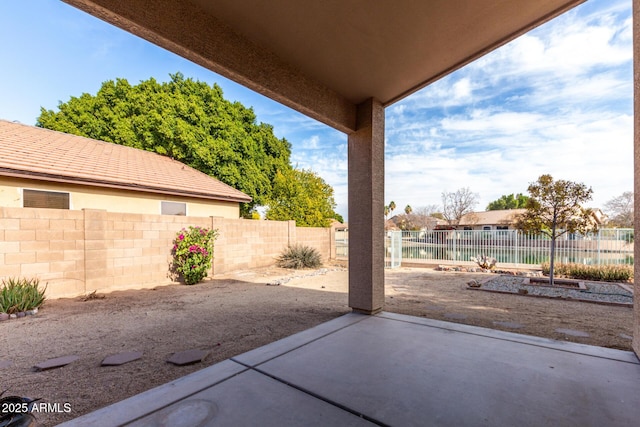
<box><xmin>0</xmin><ymin>207</ymin><xmax>334</xmax><ymax>299</ymax></box>
<box><xmin>295</xmin><ymin>226</ymin><xmax>332</xmax><ymax>262</ymax></box>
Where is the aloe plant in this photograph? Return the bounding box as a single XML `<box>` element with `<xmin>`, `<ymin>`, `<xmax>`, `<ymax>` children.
<box><xmin>0</xmin><ymin>277</ymin><xmax>47</xmax><ymax>314</ymax></box>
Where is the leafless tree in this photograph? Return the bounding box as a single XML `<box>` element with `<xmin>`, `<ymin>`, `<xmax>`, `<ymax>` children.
<box><xmin>603</xmin><ymin>191</ymin><xmax>634</xmax><ymax>228</ymax></box>
<box><xmin>441</xmin><ymin>188</ymin><xmax>479</xmax><ymax>226</ymax></box>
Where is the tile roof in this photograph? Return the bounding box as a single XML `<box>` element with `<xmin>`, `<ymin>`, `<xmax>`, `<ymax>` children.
<box><xmin>0</xmin><ymin>120</ymin><xmax>252</xmax><ymax>203</ymax></box>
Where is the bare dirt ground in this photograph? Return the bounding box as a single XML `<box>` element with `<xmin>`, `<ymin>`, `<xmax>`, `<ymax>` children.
<box><xmin>0</xmin><ymin>266</ymin><xmax>634</xmax><ymax>426</ymax></box>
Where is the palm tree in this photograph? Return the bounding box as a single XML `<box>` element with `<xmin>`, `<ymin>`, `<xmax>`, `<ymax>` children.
<box><xmin>405</xmin><ymin>205</ymin><xmax>412</xmax><ymax>215</ymax></box>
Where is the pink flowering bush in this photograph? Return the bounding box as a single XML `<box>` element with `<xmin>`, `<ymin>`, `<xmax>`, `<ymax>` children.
<box><xmin>172</xmin><ymin>226</ymin><xmax>219</xmax><ymax>285</ymax></box>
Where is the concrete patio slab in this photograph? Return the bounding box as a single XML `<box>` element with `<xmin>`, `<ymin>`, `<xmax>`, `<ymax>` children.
<box><xmin>60</xmin><ymin>312</ymin><xmax>640</xmax><ymax>427</ymax></box>
<box><xmin>127</xmin><ymin>368</ymin><xmax>375</xmax><ymax>427</ymax></box>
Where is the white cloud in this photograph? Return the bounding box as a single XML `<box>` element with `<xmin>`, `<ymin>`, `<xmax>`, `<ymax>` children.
<box><xmin>380</xmin><ymin>0</ymin><xmax>632</xmax><ymax>220</ymax></box>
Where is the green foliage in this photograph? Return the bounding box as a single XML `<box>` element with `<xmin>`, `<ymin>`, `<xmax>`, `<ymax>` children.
<box><xmin>37</xmin><ymin>73</ymin><xmax>292</xmax><ymax>215</ymax></box>
<box><xmin>541</xmin><ymin>263</ymin><xmax>632</xmax><ymax>282</ymax></box>
<box><xmin>486</xmin><ymin>193</ymin><xmax>529</xmax><ymax>211</ymax></box>
<box><xmin>0</xmin><ymin>278</ymin><xmax>46</xmax><ymax>314</ymax></box>
<box><xmin>515</xmin><ymin>174</ymin><xmax>595</xmax><ymax>285</ymax></box>
<box><xmin>276</xmin><ymin>244</ymin><xmax>322</xmax><ymax>269</ymax></box>
<box><xmin>266</xmin><ymin>168</ymin><xmax>338</xmax><ymax>227</ymax></box>
<box><xmin>332</xmin><ymin>212</ymin><xmax>345</xmax><ymax>224</ymax></box>
<box><xmin>172</xmin><ymin>226</ymin><xmax>219</xmax><ymax>285</ymax></box>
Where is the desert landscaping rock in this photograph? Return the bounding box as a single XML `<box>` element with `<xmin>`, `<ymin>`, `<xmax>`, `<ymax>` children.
<box><xmin>167</xmin><ymin>349</ymin><xmax>209</xmax><ymax>366</ymax></box>
<box><xmin>480</xmin><ymin>275</ymin><xmax>633</xmax><ymax>305</ymax></box>
<box><xmin>34</xmin><ymin>355</ymin><xmax>80</xmax><ymax>371</ymax></box>
<box><xmin>619</xmin><ymin>334</ymin><xmax>633</xmax><ymax>340</ymax></box>
<box><xmin>0</xmin><ymin>360</ymin><xmax>12</xmax><ymax>369</ymax></box>
<box><xmin>101</xmin><ymin>351</ymin><xmax>143</xmax><ymax>366</ymax></box>
<box><xmin>555</xmin><ymin>328</ymin><xmax>590</xmax><ymax>338</ymax></box>
<box><xmin>0</xmin><ymin>313</ymin><xmax>8</xmax><ymax>321</ymax></box>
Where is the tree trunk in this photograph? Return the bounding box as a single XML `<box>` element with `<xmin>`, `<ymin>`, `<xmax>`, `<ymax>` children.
<box><xmin>549</xmin><ymin>222</ymin><xmax>557</xmax><ymax>286</ymax></box>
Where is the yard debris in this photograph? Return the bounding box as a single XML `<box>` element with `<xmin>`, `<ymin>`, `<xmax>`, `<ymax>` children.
<box><xmin>80</xmin><ymin>290</ymin><xmax>106</xmax><ymax>301</ymax></box>
<box><xmin>466</xmin><ymin>280</ymin><xmax>481</xmax><ymax>288</ymax></box>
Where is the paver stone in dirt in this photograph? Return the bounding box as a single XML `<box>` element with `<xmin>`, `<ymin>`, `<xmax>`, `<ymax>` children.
<box><xmin>101</xmin><ymin>351</ymin><xmax>143</xmax><ymax>366</ymax></box>
<box><xmin>167</xmin><ymin>349</ymin><xmax>209</xmax><ymax>366</ymax></box>
<box><xmin>493</xmin><ymin>321</ymin><xmax>524</xmax><ymax>329</ymax></box>
<box><xmin>555</xmin><ymin>328</ymin><xmax>590</xmax><ymax>338</ymax></box>
<box><xmin>34</xmin><ymin>355</ymin><xmax>79</xmax><ymax>371</ymax></box>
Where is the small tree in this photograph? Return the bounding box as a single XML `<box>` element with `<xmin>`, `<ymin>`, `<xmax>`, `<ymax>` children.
<box><xmin>515</xmin><ymin>175</ymin><xmax>596</xmax><ymax>286</ymax></box>
<box><xmin>442</xmin><ymin>188</ymin><xmax>479</xmax><ymax>226</ymax></box>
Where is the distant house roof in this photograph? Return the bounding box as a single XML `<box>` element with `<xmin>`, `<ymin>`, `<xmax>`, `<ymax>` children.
<box><xmin>0</xmin><ymin>120</ymin><xmax>252</xmax><ymax>203</ymax></box>
<box><xmin>458</xmin><ymin>209</ymin><xmax>526</xmax><ymax>226</ymax></box>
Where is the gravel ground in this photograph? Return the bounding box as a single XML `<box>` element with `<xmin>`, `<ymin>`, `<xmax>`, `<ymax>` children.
<box><xmin>479</xmin><ymin>275</ymin><xmax>633</xmax><ymax>305</ymax></box>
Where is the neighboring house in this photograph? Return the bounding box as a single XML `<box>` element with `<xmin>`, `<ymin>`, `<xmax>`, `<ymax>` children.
<box><xmin>386</xmin><ymin>214</ymin><xmax>445</xmax><ymax>231</ymax></box>
<box><xmin>458</xmin><ymin>209</ymin><xmax>526</xmax><ymax>231</ymax></box>
<box><xmin>0</xmin><ymin>120</ymin><xmax>251</xmax><ymax>217</ymax></box>
<box><xmin>458</xmin><ymin>208</ymin><xmax>606</xmax><ymax>232</ymax></box>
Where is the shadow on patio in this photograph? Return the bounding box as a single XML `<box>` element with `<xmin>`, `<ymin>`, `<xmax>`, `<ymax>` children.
<box><xmin>61</xmin><ymin>311</ymin><xmax>640</xmax><ymax>426</ymax></box>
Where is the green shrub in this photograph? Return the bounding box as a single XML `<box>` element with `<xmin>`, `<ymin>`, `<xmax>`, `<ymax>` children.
<box><xmin>276</xmin><ymin>244</ymin><xmax>322</xmax><ymax>269</ymax></box>
<box><xmin>0</xmin><ymin>277</ymin><xmax>47</xmax><ymax>314</ymax></box>
<box><xmin>172</xmin><ymin>226</ymin><xmax>219</xmax><ymax>285</ymax></box>
<box><xmin>541</xmin><ymin>262</ymin><xmax>633</xmax><ymax>282</ymax></box>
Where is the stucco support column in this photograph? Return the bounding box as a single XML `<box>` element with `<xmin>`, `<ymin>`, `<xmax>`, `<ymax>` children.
<box><xmin>348</xmin><ymin>98</ymin><xmax>385</xmax><ymax>314</ymax></box>
<box><xmin>633</xmin><ymin>0</ymin><xmax>640</xmax><ymax>357</ymax></box>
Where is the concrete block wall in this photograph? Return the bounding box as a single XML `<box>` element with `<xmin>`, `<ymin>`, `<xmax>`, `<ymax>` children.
<box><xmin>211</xmin><ymin>218</ymin><xmax>293</xmax><ymax>274</ymax></box>
<box><xmin>0</xmin><ymin>207</ymin><xmax>85</xmax><ymax>297</ymax></box>
<box><xmin>0</xmin><ymin>207</ymin><xmax>334</xmax><ymax>298</ymax></box>
<box><xmin>295</xmin><ymin>226</ymin><xmax>332</xmax><ymax>262</ymax></box>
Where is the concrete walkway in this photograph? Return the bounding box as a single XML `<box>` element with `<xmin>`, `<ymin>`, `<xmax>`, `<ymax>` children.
<box><xmin>60</xmin><ymin>312</ymin><xmax>640</xmax><ymax>426</ymax></box>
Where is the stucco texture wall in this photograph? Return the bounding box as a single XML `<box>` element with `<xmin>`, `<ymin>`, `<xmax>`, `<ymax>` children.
<box><xmin>0</xmin><ymin>176</ymin><xmax>240</xmax><ymax>218</ymax></box>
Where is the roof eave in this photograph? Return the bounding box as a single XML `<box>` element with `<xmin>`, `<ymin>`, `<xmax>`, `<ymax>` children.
<box><xmin>0</xmin><ymin>169</ymin><xmax>253</xmax><ymax>204</ymax></box>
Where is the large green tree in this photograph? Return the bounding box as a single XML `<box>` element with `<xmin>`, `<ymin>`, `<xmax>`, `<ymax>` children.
<box><xmin>265</xmin><ymin>168</ymin><xmax>339</xmax><ymax>227</ymax></box>
<box><xmin>515</xmin><ymin>174</ymin><xmax>596</xmax><ymax>286</ymax></box>
<box><xmin>486</xmin><ymin>193</ymin><xmax>529</xmax><ymax>211</ymax></box>
<box><xmin>37</xmin><ymin>73</ymin><xmax>292</xmax><ymax>215</ymax></box>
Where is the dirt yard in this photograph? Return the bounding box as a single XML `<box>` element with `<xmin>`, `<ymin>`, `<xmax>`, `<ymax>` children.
<box><xmin>0</xmin><ymin>266</ymin><xmax>634</xmax><ymax>426</ymax></box>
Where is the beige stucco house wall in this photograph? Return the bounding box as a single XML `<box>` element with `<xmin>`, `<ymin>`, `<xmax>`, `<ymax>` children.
<box><xmin>0</xmin><ymin>176</ymin><xmax>240</xmax><ymax>218</ymax></box>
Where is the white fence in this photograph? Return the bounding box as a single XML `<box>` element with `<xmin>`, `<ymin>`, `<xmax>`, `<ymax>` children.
<box><xmin>335</xmin><ymin>228</ymin><xmax>634</xmax><ymax>268</ymax></box>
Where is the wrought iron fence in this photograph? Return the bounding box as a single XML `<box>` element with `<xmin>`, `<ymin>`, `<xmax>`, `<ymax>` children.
<box><xmin>335</xmin><ymin>228</ymin><xmax>634</xmax><ymax>268</ymax></box>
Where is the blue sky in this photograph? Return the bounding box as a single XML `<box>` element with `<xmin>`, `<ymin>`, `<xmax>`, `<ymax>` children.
<box><xmin>0</xmin><ymin>0</ymin><xmax>632</xmax><ymax>220</ymax></box>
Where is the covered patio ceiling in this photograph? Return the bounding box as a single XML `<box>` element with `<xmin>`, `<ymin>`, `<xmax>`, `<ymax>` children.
<box><xmin>63</xmin><ymin>0</ymin><xmax>585</xmax><ymax>133</ymax></box>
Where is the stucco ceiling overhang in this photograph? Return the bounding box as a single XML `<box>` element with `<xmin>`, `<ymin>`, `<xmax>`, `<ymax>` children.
<box><xmin>63</xmin><ymin>0</ymin><xmax>585</xmax><ymax>133</ymax></box>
